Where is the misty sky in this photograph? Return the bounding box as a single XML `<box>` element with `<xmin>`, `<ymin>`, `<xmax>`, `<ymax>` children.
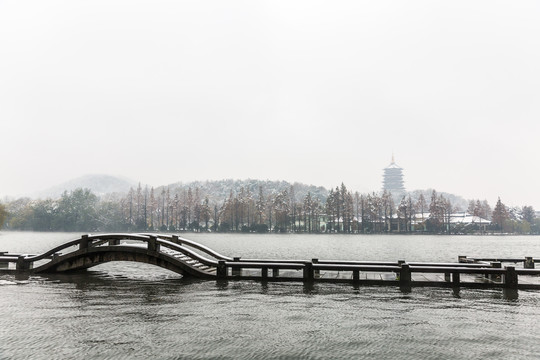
<box><xmin>1</xmin><ymin>1</ymin><xmax>539</xmax><ymax>208</ymax></box>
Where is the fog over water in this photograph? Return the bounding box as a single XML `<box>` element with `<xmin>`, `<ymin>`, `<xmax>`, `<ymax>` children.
<box><xmin>1</xmin><ymin>1</ymin><xmax>539</xmax><ymax>208</ymax></box>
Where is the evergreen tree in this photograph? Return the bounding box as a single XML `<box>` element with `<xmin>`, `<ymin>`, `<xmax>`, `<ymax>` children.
<box><xmin>492</xmin><ymin>197</ymin><xmax>509</xmax><ymax>233</ymax></box>
<box><xmin>428</xmin><ymin>190</ymin><xmax>445</xmax><ymax>232</ymax></box>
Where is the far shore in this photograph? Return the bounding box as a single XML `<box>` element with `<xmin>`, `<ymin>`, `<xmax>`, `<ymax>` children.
<box><xmin>1</xmin><ymin>230</ymin><xmax>539</xmax><ymax>237</ymax></box>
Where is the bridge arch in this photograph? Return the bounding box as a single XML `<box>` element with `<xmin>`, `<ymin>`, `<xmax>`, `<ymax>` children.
<box><xmin>34</xmin><ymin>246</ymin><xmax>202</xmax><ymax>277</ymax></box>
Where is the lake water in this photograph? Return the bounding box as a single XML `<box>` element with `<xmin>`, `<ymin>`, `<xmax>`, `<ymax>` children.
<box><xmin>2</xmin><ymin>232</ymin><xmax>540</xmax><ymax>359</ymax></box>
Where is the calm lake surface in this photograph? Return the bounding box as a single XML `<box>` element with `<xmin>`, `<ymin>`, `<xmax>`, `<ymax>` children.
<box><xmin>2</xmin><ymin>232</ymin><xmax>540</xmax><ymax>359</ymax></box>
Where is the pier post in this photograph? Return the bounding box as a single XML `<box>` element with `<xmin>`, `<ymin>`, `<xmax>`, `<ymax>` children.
<box><xmin>16</xmin><ymin>256</ymin><xmax>31</xmax><ymax>271</ymax></box>
<box><xmin>217</xmin><ymin>260</ymin><xmax>227</xmax><ymax>279</ymax></box>
<box><xmin>525</xmin><ymin>257</ymin><xmax>535</xmax><ymax>269</ymax></box>
<box><xmin>148</xmin><ymin>236</ymin><xmax>160</xmax><ymax>252</ymax></box>
<box><xmin>80</xmin><ymin>235</ymin><xmax>89</xmax><ymax>250</ymax></box>
<box><xmin>273</xmin><ymin>268</ymin><xmax>279</xmax><ymax>278</ymax></box>
<box><xmin>261</xmin><ymin>267</ymin><xmax>268</xmax><ymax>280</ymax></box>
<box><xmin>399</xmin><ymin>263</ymin><xmax>411</xmax><ymax>291</ymax></box>
<box><xmin>504</xmin><ymin>266</ymin><xmax>518</xmax><ymax>289</ymax></box>
<box><xmin>353</xmin><ymin>269</ymin><xmax>360</xmax><ymax>282</ymax></box>
<box><xmin>172</xmin><ymin>235</ymin><xmax>181</xmax><ymax>245</ymax></box>
<box><xmin>313</xmin><ymin>258</ymin><xmax>319</xmax><ymax>278</ymax></box>
<box><xmin>444</xmin><ymin>273</ymin><xmax>451</xmax><ymax>282</ymax></box>
<box><xmin>232</xmin><ymin>257</ymin><xmax>241</xmax><ymax>276</ymax></box>
<box><xmin>452</xmin><ymin>272</ymin><xmax>460</xmax><ymax>287</ymax></box>
<box><xmin>303</xmin><ymin>262</ymin><xmax>314</xmax><ymax>281</ymax></box>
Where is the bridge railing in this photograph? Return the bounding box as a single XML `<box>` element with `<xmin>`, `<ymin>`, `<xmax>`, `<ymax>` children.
<box><xmin>150</xmin><ymin>234</ymin><xmax>233</xmax><ymax>261</ymax></box>
<box><xmin>1</xmin><ymin>233</ymin><xmax>227</xmax><ymax>272</ymax></box>
<box><xmin>459</xmin><ymin>256</ymin><xmax>537</xmax><ymax>269</ymax></box>
<box><xmin>156</xmin><ymin>238</ymin><xmax>220</xmax><ymax>267</ymax></box>
<box><xmin>214</xmin><ymin>257</ymin><xmax>539</xmax><ymax>290</ymax></box>
<box><xmin>3</xmin><ymin>234</ymin><xmax>156</xmax><ymax>270</ymax></box>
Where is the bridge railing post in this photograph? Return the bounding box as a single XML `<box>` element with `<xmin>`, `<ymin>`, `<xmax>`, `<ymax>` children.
<box><xmin>504</xmin><ymin>265</ymin><xmax>518</xmax><ymax>289</ymax></box>
<box><xmin>353</xmin><ymin>269</ymin><xmax>360</xmax><ymax>282</ymax></box>
<box><xmin>525</xmin><ymin>257</ymin><xmax>535</xmax><ymax>269</ymax></box>
<box><xmin>148</xmin><ymin>236</ymin><xmax>160</xmax><ymax>253</ymax></box>
<box><xmin>16</xmin><ymin>255</ymin><xmax>31</xmax><ymax>271</ymax></box>
<box><xmin>80</xmin><ymin>235</ymin><xmax>89</xmax><ymax>251</ymax></box>
<box><xmin>303</xmin><ymin>261</ymin><xmax>314</xmax><ymax>281</ymax></box>
<box><xmin>399</xmin><ymin>263</ymin><xmax>411</xmax><ymax>285</ymax></box>
<box><xmin>399</xmin><ymin>263</ymin><xmax>411</xmax><ymax>289</ymax></box>
<box><xmin>217</xmin><ymin>260</ymin><xmax>227</xmax><ymax>279</ymax></box>
<box><xmin>452</xmin><ymin>272</ymin><xmax>460</xmax><ymax>287</ymax></box>
<box><xmin>232</xmin><ymin>257</ymin><xmax>241</xmax><ymax>276</ymax></box>
<box><xmin>172</xmin><ymin>235</ymin><xmax>181</xmax><ymax>245</ymax></box>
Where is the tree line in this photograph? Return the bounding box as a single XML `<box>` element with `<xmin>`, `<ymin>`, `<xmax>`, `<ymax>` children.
<box><xmin>1</xmin><ymin>181</ymin><xmax>538</xmax><ymax>234</ymax></box>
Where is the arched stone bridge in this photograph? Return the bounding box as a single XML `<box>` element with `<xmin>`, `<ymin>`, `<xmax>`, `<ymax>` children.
<box><xmin>5</xmin><ymin>234</ymin><xmax>226</xmax><ymax>279</ymax></box>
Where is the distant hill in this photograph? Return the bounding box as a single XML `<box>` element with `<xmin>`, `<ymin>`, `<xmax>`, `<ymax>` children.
<box><xmin>30</xmin><ymin>175</ymin><xmax>470</xmax><ymax>210</ymax></box>
<box><xmin>32</xmin><ymin>174</ymin><xmax>136</xmax><ymax>199</ymax></box>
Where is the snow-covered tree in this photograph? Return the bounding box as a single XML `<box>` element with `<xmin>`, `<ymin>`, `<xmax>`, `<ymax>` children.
<box><xmin>492</xmin><ymin>197</ymin><xmax>509</xmax><ymax>232</ymax></box>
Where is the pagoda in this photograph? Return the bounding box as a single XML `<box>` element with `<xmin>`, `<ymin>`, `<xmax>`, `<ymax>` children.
<box><xmin>382</xmin><ymin>155</ymin><xmax>405</xmax><ymax>196</ymax></box>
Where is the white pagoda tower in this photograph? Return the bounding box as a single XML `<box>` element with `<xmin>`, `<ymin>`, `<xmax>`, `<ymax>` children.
<box><xmin>382</xmin><ymin>155</ymin><xmax>405</xmax><ymax>196</ymax></box>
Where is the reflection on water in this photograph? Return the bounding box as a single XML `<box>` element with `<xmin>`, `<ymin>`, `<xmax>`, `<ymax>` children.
<box><xmin>2</xmin><ymin>263</ymin><xmax>539</xmax><ymax>359</ymax></box>
<box><xmin>2</xmin><ymin>232</ymin><xmax>540</xmax><ymax>359</ymax></box>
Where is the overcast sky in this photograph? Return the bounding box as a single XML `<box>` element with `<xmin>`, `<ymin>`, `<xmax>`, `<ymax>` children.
<box><xmin>1</xmin><ymin>1</ymin><xmax>539</xmax><ymax>208</ymax></box>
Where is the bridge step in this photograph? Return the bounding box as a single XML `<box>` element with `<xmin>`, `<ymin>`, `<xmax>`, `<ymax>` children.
<box><xmin>161</xmin><ymin>248</ymin><xmax>216</xmax><ymax>273</ymax></box>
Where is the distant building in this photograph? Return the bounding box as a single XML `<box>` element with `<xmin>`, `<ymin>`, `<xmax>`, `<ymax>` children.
<box><xmin>382</xmin><ymin>155</ymin><xmax>405</xmax><ymax>197</ymax></box>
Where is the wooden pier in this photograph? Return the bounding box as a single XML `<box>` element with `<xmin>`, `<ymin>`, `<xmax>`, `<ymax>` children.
<box><xmin>2</xmin><ymin>233</ymin><xmax>540</xmax><ymax>292</ymax></box>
